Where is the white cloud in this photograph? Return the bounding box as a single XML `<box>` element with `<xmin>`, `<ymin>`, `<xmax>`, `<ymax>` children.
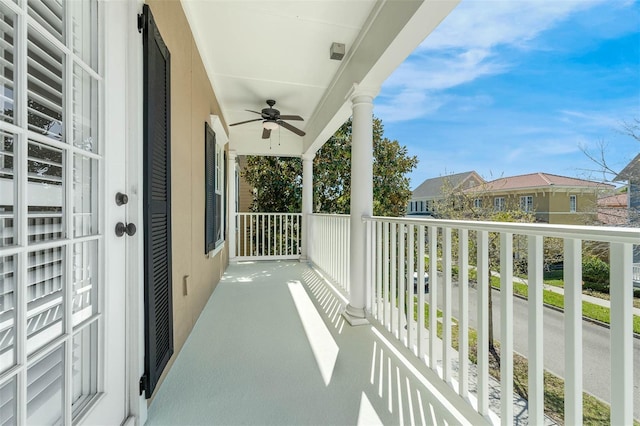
<box><xmin>419</xmin><ymin>0</ymin><xmax>607</xmax><ymax>52</ymax></box>
<box><xmin>376</xmin><ymin>0</ymin><xmax>611</xmax><ymax>123</ymax></box>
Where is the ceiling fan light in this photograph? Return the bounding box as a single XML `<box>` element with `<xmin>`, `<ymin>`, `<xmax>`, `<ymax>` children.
<box><xmin>263</xmin><ymin>120</ymin><xmax>279</xmax><ymax>130</ymax></box>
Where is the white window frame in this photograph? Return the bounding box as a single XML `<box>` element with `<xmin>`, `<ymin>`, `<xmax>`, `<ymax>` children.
<box><xmin>520</xmin><ymin>195</ymin><xmax>534</xmax><ymax>212</ymax></box>
<box><xmin>569</xmin><ymin>194</ymin><xmax>577</xmax><ymax>213</ymax></box>
<box><xmin>215</xmin><ymin>141</ymin><xmax>225</xmax><ymax>247</ymax></box>
<box><xmin>494</xmin><ymin>197</ymin><xmax>505</xmax><ymax>212</ymax></box>
<box><xmin>474</xmin><ymin>198</ymin><xmax>482</xmax><ymax>208</ymax></box>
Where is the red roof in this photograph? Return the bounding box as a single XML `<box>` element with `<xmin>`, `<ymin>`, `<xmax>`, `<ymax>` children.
<box><xmin>479</xmin><ymin>172</ymin><xmax>612</xmax><ymax>192</ymax></box>
<box><xmin>597</xmin><ymin>193</ymin><xmax>628</xmax><ymax>208</ymax></box>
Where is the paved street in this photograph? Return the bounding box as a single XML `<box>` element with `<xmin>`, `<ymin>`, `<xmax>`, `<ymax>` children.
<box><xmin>430</xmin><ymin>280</ymin><xmax>640</xmax><ymax>420</ymax></box>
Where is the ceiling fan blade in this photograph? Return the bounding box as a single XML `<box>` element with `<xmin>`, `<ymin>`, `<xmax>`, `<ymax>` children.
<box><xmin>262</xmin><ymin>128</ymin><xmax>271</xmax><ymax>139</ymax></box>
<box><xmin>279</xmin><ymin>115</ymin><xmax>304</xmax><ymax>121</ymax></box>
<box><xmin>246</xmin><ymin>110</ymin><xmax>263</xmax><ymax>115</ymax></box>
<box><xmin>278</xmin><ymin>120</ymin><xmax>306</xmax><ymax>136</ymax></box>
<box><xmin>229</xmin><ymin>118</ymin><xmax>262</xmax><ymax>126</ymax></box>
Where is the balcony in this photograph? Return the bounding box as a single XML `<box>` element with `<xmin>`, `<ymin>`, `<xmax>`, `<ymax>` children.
<box><xmin>148</xmin><ymin>213</ymin><xmax>639</xmax><ymax>425</ymax></box>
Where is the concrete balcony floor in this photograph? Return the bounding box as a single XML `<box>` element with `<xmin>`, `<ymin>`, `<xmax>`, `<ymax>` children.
<box><xmin>146</xmin><ymin>261</ymin><xmax>481</xmax><ymax>425</ymax></box>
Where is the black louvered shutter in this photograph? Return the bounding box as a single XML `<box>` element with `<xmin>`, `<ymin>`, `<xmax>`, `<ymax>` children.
<box><xmin>141</xmin><ymin>4</ymin><xmax>173</xmax><ymax>399</ymax></box>
<box><xmin>205</xmin><ymin>123</ymin><xmax>216</xmax><ymax>252</ymax></box>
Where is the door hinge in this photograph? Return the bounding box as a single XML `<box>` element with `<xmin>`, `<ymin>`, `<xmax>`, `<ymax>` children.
<box><xmin>137</xmin><ymin>13</ymin><xmax>145</xmax><ymax>34</ymax></box>
<box><xmin>139</xmin><ymin>374</ymin><xmax>148</xmax><ymax>397</ymax></box>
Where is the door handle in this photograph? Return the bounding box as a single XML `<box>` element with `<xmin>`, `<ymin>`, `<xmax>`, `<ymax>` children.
<box><xmin>115</xmin><ymin>192</ymin><xmax>129</xmax><ymax>206</ymax></box>
<box><xmin>115</xmin><ymin>222</ymin><xmax>137</xmax><ymax>237</ymax></box>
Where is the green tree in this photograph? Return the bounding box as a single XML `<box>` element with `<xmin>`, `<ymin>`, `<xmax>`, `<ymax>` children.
<box><xmin>241</xmin><ymin>156</ymin><xmax>302</xmax><ymax>213</ymax></box>
<box><xmin>241</xmin><ymin>116</ymin><xmax>418</xmax><ymax>216</ymax></box>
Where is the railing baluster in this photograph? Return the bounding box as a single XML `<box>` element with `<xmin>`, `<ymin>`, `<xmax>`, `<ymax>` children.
<box><xmin>250</xmin><ymin>214</ymin><xmax>253</xmax><ymax>256</ymax></box>
<box><xmin>443</xmin><ymin>227</ymin><xmax>452</xmax><ymax>383</ymax></box>
<box><xmin>458</xmin><ymin>228</ymin><xmax>469</xmax><ymax>398</ymax></box>
<box><xmin>477</xmin><ymin>230</ymin><xmax>489</xmax><ymax>416</ymax></box>
<box><xmin>366</xmin><ymin>220</ymin><xmax>372</xmax><ymax>312</ymax></box>
<box><xmin>417</xmin><ymin>225</ymin><xmax>426</xmax><ymax>360</ymax></box>
<box><xmin>398</xmin><ymin>224</ymin><xmax>406</xmax><ymax>342</ymax></box>
<box><xmin>383</xmin><ymin>222</ymin><xmax>390</xmax><ymax>331</ymax></box>
<box><xmin>528</xmin><ymin>235</ymin><xmax>544</xmax><ymax>424</ymax></box>
<box><xmin>391</xmin><ymin>223</ymin><xmax>397</xmax><ymax>335</ymax></box>
<box><xmin>428</xmin><ymin>225</ymin><xmax>438</xmax><ymax>371</ymax></box>
<box><xmin>564</xmin><ymin>238</ymin><xmax>582</xmax><ymax>425</ymax></box>
<box><xmin>610</xmin><ymin>242</ymin><xmax>633</xmax><ymax>425</ymax></box>
<box><xmin>407</xmin><ymin>224</ymin><xmax>415</xmax><ymax>352</ymax></box>
<box><xmin>376</xmin><ymin>221</ymin><xmax>383</xmax><ymax>322</ymax></box>
<box><xmin>500</xmin><ymin>232</ymin><xmax>513</xmax><ymax>425</ymax></box>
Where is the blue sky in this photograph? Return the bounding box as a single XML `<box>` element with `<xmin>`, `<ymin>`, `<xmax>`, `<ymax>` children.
<box><xmin>374</xmin><ymin>0</ymin><xmax>640</xmax><ymax>190</ymax></box>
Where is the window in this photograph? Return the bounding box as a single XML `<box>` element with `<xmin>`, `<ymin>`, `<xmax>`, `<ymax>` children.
<box><xmin>205</xmin><ymin>122</ymin><xmax>225</xmax><ymax>253</ymax></box>
<box><xmin>474</xmin><ymin>198</ymin><xmax>482</xmax><ymax>208</ymax></box>
<box><xmin>520</xmin><ymin>195</ymin><xmax>534</xmax><ymax>212</ymax></box>
<box><xmin>570</xmin><ymin>195</ymin><xmax>577</xmax><ymax>212</ymax></box>
<box><xmin>420</xmin><ymin>201</ymin><xmax>424</xmax><ymax>212</ymax></box>
<box><xmin>0</xmin><ymin>0</ymin><xmax>101</xmax><ymax>421</ymax></box>
<box><xmin>494</xmin><ymin>197</ymin><xmax>505</xmax><ymax>211</ymax></box>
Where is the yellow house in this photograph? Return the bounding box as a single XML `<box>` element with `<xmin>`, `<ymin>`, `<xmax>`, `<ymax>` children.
<box><xmin>468</xmin><ymin>172</ymin><xmax>613</xmax><ymax>225</ymax></box>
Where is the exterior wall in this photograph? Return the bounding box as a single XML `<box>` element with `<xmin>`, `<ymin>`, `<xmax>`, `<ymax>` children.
<box><xmin>548</xmin><ymin>191</ymin><xmax>597</xmax><ymax>225</ymax></box>
<box><xmin>146</xmin><ymin>0</ymin><xmax>228</xmax><ymax>395</ymax></box>
<box><xmin>631</xmin><ymin>182</ymin><xmax>640</xmax><ymax>225</ymax></box>
<box><xmin>237</xmin><ymin>156</ymin><xmax>253</xmax><ymax>212</ymax></box>
<box><xmin>484</xmin><ymin>190</ymin><xmax>598</xmax><ymax>224</ymax></box>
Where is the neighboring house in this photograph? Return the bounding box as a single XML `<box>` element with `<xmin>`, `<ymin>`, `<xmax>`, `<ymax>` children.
<box><xmin>614</xmin><ymin>153</ymin><xmax>640</xmax><ymax>225</ymax></box>
<box><xmin>470</xmin><ymin>172</ymin><xmax>613</xmax><ymax>225</ymax></box>
<box><xmin>407</xmin><ymin>171</ymin><xmax>485</xmax><ymax>215</ymax></box>
<box><xmin>597</xmin><ymin>193</ymin><xmax>629</xmax><ymax>225</ymax></box>
<box><xmin>614</xmin><ymin>154</ymin><xmax>640</xmax><ymax>275</ymax></box>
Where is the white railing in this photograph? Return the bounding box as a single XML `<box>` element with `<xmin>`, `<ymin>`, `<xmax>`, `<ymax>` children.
<box><xmin>362</xmin><ymin>216</ymin><xmax>639</xmax><ymax>425</ymax></box>
<box><xmin>235</xmin><ymin>213</ymin><xmax>301</xmax><ymax>260</ymax></box>
<box><xmin>634</xmin><ymin>263</ymin><xmax>640</xmax><ymax>283</ymax></box>
<box><xmin>308</xmin><ymin>214</ymin><xmax>350</xmax><ymax>296</ymax></box>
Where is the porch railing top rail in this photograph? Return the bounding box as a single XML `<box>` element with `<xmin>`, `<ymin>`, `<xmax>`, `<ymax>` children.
<box><xmin>365</xmin><ymin>215</ymin><xmax>640</xmax><ymax>244</ymax></box>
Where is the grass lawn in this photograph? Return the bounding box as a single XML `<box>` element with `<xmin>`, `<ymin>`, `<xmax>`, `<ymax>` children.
<box><xmin>489</xmin><ymin>276</ymin><xmax>640</xmax><ymax>334</ymax></box>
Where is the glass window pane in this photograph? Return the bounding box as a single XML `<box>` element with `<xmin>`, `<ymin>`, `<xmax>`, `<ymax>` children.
<box><xmin>73</xmin><ymin>154</ymin><xmax>97</xmax><ymax>237</ymax></box>
<box><xmin>0</xmin><ymin>131</ymin><xmax>15</xmax><ymax>247</ymax></box>
<box><xmin>0</xmin><ymin>255</ymin><xmax>15</xmax><ymax>374</ymax></box>
<box><xmin>0</xmin><ymin>5</ymin><xmax>16</xmax><ymax>124</ymax></box>
<box><xmin>72</xmin><ymin>240</ymin><xmax>97</xmax><ymax>325</ymax></box>
<box><xmin>27</xmin><ymin>247</ymin><xmax>64</xmax><ymax>355</ymax></box>
<box><xmin>72</xmin><ymin>64</ymin><xmax>97</xmax><ymax>153</ymax></box>
<box><xmin>69</xmin><ymin>0</ymin><xmax>97</xmax><ymax>69</ymax></box>
<box><xmin>27</xmin><ymin>346</ymin><xmax>63</xmax><ymax>425</ymax></box>
<box><xmin>28</xmin><ymin>140</ymin><xmax>64</xmax><ymax>244</ymax></box>
<box><xmin>27</xmin><ymin>0</ymin><xmax>63</xmax><ymax>43</ymax></box>
<box><xmin>0</xmin><ymin>377</ymin><xmax>16</xmax><ymax>425</ymax></box>
<box><xmin>72</xmin><ymin>323</ymin><xmax>97</xmax><ymax>416</ymax></box>
<box><xmin>27</xmin><ymin>28</ymin><xmax>64</xmax><ymax>141</ymax></box>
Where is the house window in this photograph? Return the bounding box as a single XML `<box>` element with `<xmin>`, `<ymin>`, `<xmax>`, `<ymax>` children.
<box><xmin>474</xmin><ymin>198</ymin><xmax>482</xmax><ymax>208</ymax></box>
<box><xmin>569</xmin><ymin>195</ymin><xmax>577</xmax><ymax>212</ymax></box>
<box><xmin>520</xmin><ymin>195</ymin><xmax>534</xmax><ymax>212</ymax></box>
<box><xmin>494</xmin><ymin>197</ymin><xmax>505</xmax><ymax>211</ymax></box>
<box><xmin>420</xmin><ymin>201</ymin><xmax>424</xmax><ymax>212</ymax></box>
<box><xmin>205</xmin><ymin>123</ymin><xmax>226</xmax><ymax>253</ymax></box>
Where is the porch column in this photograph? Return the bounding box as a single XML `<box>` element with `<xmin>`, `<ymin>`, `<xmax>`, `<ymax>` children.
<box><xmin>301</xmin><ymin>152</ymin><xmax>314</xmax><ymax>262</ymax></box>
<box><xmin>343</xmin><ymin>87</ymin><xmax>375</xmax><ymax>326</ymax></box>
<box><xmin>227</xmin><ymin>150</ymin><xmax>237</xmax><ymax>260</ymax></box>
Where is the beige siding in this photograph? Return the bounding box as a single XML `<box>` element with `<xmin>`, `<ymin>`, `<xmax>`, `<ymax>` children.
<box><xmin>146</xmin><ymin>0</ymin><xmax>228</xmax><ymax>398</ymax></box>
<box><xmin>237</xmin><ymin>157</ymin><xmax>253</xmax><ymax>212</ymax></box>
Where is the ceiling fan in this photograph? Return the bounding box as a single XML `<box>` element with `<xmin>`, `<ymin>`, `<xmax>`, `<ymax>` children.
<box><xmin>229</xmin><ymin>99</ymin><xmax>305</xmax><ymax>139</ymax></box>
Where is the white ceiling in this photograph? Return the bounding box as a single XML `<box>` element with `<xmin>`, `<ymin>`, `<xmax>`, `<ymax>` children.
<box><xmin>181</xmin><ymin>0</ymin><xmax>459</xmax><ymax>157</ymax></box>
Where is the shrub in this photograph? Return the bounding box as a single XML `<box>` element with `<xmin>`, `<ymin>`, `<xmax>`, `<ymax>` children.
<box><xmin>582</xmin><ymin>255</ymin><xmax>610</xmax><ymax>293</ymax></box>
